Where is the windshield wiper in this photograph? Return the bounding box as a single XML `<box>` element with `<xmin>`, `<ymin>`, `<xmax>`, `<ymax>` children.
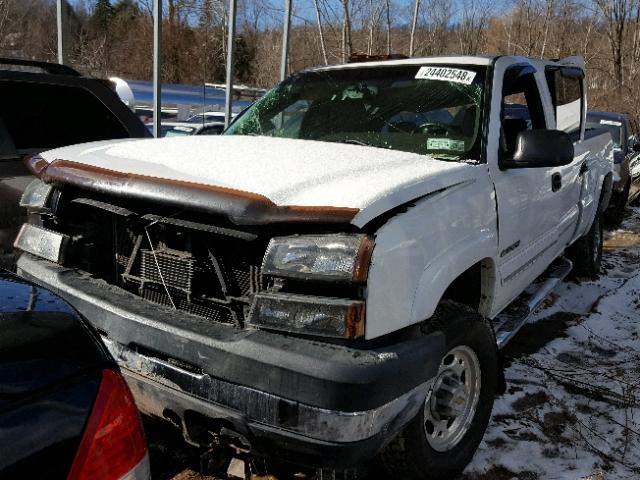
<box><xmin>336</xmin><ymin>138</ymin><xmax>375</xmax><ymax>147</ymax></box>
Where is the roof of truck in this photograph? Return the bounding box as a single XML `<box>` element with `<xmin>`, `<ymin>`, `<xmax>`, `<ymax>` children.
<box><xmin>311</xmin><ymin>54</ymin><xmax>584</xmax><ymax>72</ymax></box>
<box><xmin>313</xmin><ymin>55</ymin><xmax>497</xmax><ymax>71</ymax></box>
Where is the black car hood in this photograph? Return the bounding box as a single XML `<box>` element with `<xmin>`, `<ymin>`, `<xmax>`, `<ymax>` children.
<box><xmin>0</xmin><ymin>273</ymin><xmax>111</xmax><ymax>409</ymax></box>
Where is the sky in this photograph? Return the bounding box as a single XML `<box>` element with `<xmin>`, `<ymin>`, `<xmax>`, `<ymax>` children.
<box><xmin>65</xmin><ymin>0</ymin><xmax>444</xmax><ymax>29</ymax></box>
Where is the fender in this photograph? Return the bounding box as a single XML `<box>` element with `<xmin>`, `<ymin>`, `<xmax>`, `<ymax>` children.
<box><xmin>364</xmin><ymin>171</ymin><xmax>498</xmax><ymax>339</ymax></box>
<box><xmin>409</xmin><ymin>234</ymin><xmax>498</xmax><ymax>325</ymax></box>
<box><xmin>573</xmin><ymin>169</ymin><xmax>612</xmax><ymax>243</ymax></box>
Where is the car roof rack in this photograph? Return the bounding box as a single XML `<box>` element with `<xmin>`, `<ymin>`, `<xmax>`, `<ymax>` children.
<box><xmin>0</xmin><ymin>57</ymin><xmax>81</xmax><ymax>76</ymax></box>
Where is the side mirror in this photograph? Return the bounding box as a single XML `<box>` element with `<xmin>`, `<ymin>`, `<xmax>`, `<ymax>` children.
<box><xmin>501</xmin><ymin>129</ymin><xmax>574</xmax><ymax>169</ymax></box>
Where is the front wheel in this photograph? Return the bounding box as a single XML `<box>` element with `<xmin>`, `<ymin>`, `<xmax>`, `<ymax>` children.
<box><xmin>379</xmin><ymin>301</ymin><xmax>498</xmax><ymax>480</ymax></box>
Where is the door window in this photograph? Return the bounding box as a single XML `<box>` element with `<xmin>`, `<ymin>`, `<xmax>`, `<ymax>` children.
<box><xmin>545</xmin><ymin>67</ymin><xmax>584</xmax><ymax>139</ymax></box>
<box><xmin>500</xmin><ymin>66</ymin><xmax>546</xmax><ymax>157</ymax></box>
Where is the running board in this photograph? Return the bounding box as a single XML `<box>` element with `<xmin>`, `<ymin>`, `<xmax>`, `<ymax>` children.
<box><xmin>493</xmin><ymin>257</ymin><xmax>573</xmax><ymax>349</ymax></box>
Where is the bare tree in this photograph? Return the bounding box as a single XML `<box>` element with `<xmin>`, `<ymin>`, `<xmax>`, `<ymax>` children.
<box><xmin>367</xmin><ymin>0</ymin><xmax>384</xmax><ymax>54</ymax></box>
<box><xmin>595</xmin><ymin>0</ymin><xmax>634</xmax><ymax>87</ymax></box>
<box><xmin>0</xmin><ymin>0</ymin><xmax>10</xmax><ymax>44</ymax></box>
<box><xmin>417</xmin><ymin>0</ymin><xmax>452</xmax><ymax>56</ymax></box>
<box><xmin>385</xmin><ymin>0</ymin><xmax>392</xmax><ymax>54</ymax></box>
<box><xmin>313</xmin><ymin>0</ymin><xmax>329</xmax><ymax>64</ymax></box>
<box><xmin>341</xmin><ymin>0</ymin><xmax>353</xmax><ymax>61</ymax></box>
<box><xmin>456</xmin><ymin>0</ymin><xmax>492</xmax><ymax>55</ymax></box>
<box><xmin>629</xmin><ymin>0</ymin><xmax>640</xmax><ymax>76</ymax></box>
<box><xmin>540</xmin><ymin>0</ymin><xmax>554</xmax><ymax>58</ymax></box>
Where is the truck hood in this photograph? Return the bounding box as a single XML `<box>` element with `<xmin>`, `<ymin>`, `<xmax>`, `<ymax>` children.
<box><xmin>35</xmin><ymin>136</ymin><xmax>478</xmax><ymax>227</ymax></box>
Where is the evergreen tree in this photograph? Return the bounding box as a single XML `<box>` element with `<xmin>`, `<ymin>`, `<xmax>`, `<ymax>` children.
<box><xmin>91</xmin><ymin>0</ymin><xmax>113</xmax><ymax>32</ymax></box>
<box><xmin>113</xmin><ymin>0</ymin><xmax>139</xmax><ymax>17</ymax></box>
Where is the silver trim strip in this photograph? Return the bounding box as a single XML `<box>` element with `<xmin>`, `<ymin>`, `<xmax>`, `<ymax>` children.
<box><xmin>502</xmin><ymin>240</ymin><xmax>557</xmax><ymax>284</ymax></box>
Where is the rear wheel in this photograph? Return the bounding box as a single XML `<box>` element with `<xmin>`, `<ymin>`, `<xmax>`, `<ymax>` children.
<box><xmin>379</xmin><ymin>301</ymin><xmax>498</xmax><ymax>480</ymax></box>
<box><xmin>604</xmin><ymin>179</ymin><xmax>630</xmax><ymax>226</ymax></box>
<box><xmin>568</xmin><ymin>206</ymin><xmax>603</xmax><ymax>278</ymax></box>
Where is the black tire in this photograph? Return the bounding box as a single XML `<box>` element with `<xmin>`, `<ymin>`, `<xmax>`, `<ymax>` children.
<box><xmin>379</xmin><ymin>301</ymin><xmax>498</xmax><ymax>480</ymax></box>
<box><xmin>568</xmin><ymin>205</ymin><xmax>603</xmax><ymax>278</ymax></box>
<box><xmin>604</xmin><ymin>179</ymin><xmax>630</xmax><ymax>227</ymax></box>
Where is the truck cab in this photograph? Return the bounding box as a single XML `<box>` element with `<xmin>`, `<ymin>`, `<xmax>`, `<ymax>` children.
<box><xmin>14</xmin><ymin>55</ymin><xmax>612</xmax><ymax>478</ymax></box>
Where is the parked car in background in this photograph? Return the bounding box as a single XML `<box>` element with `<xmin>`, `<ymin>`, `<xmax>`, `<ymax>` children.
<box><xmin>135</xmin><ymin>106</ymin><xmax>179</xmax><ymax>124</ymax></box>
<box><xmin>0</xmin><ymin>57</ymin><xmax>150</xmax><ymax>269</ymax></box>
<box><xmin>15</xmin><ymin>55</ymin><xmax>612</xmax><ymax>478</ymax></box>
<box><xmin>0</xmin><ymin>271</ymin><xmax>149</xmax><ymax>480</ymax></box>
<box><xmin>186</xmin><ymin>111</ymin><xmax>231</xmax><ymax>124</ymax></box>
<box><xmin>586</xmin><ymin>111</ymin><xmax>640</xmax><ymax>223</ymax></box>
<box><xmin>146</xmin><ymin>121</ymin><xmax>225</xmax><ymax>137</ymax></box>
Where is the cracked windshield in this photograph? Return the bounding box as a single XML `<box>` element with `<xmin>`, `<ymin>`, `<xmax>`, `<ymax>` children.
<box><xmin>226</xmin><ymin>65</ymin><xmax>486</xmax><ymax>161</ymax></box>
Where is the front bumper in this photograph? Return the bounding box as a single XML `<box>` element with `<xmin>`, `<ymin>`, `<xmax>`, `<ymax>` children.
<box><xmin>17</xmin><ymin>254</ymin><xmax>445</xmax><ymax>468</ymax></box>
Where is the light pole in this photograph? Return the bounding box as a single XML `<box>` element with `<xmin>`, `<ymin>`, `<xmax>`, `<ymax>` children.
<box><xmin>224</xmin><ymin>0</ymin><xmax>237</xmax><ymax>129</ymax></box>
<box><xmin>280</xmin><ymin>0</ymin><xmax>293</xmax><ymax>81</ymax></box>
<box><xmin>56</xmin><ymin>0</ymin><xmax>65</xmax><ymax>64</ymax></box>
<box><xmin>153</xmin><ymin>0</ymin><xmax>162</xmax><ymax>138</ymax></box>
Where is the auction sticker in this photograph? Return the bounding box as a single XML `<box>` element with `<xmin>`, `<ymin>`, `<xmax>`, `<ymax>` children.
<box><xmin>600</xmin><ymin>119</ymin><xmax>622</xmax><ymax>127</ymax></box>
<box><xmin>415</xmin><ymin>66</ymin><xmax>477</xmax><ymax>85</ymax></box>
<box><xmin>427</xmin><ymin>138</ymin><xmax>466</xmax><ymax>151</ymax></box>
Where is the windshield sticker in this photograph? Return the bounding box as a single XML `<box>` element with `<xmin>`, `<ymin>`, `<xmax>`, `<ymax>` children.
<box><xmin>600</xmin><ymin>119</ymin><xmax>622</xmax><ymax>127</ymax></box>
<box><xmin>415</xmin><ymin>66</ymin><xmax>477</xmax><ymax>85</ymax></box>
<box><xmin>427</xmin><ymin>138</ymin><xmax>466</xmax><ymax>151</ymax></box>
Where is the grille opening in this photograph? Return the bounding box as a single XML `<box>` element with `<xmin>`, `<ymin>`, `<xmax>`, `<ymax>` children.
<box><xmin>57</xmin><ymin>201</ymin><xmax>265</xmax><ymax>327</ymax></box>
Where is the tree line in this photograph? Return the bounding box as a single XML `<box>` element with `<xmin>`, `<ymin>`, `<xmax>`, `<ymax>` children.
<box><xmin>2</xmin><ymin>0</ymin><xmax>640</xmax><ymax>120</ymax></box>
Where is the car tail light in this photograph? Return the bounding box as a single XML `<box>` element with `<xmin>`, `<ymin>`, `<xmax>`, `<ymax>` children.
<box><xmin>67</xmin><ymin>369</ymin><xmax>149</xmax><ymax>480</ymax></box>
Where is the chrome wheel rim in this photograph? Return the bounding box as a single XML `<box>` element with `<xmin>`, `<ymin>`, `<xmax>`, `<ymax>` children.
<box><xmin>423</xmin><ymin>345</ymin><xmax>481</xmax><ymax>452</ymax></box>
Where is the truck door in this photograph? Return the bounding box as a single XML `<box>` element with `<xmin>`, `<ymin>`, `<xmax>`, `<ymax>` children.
<box><xmin>489</xmin><ymin>63</ymin><xmax>576</xmax><ymax>309</ymax></box>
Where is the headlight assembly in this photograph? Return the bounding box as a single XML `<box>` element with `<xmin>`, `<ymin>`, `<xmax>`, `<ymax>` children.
<box><xmin>20</xmin><ymin>179</ymin><xmax>56</xmax><ymax>213</ymax></box>
<box><xmin>262</xmin><ymin>234</ymin><xmax>374</xmax><ymax>282</ymax></box>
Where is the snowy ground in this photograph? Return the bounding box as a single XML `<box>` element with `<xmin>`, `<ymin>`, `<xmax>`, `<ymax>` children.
<box><xmin>461</xmin><ymin>208</ymin><xmax>640</xmax><ymax>480</ymax></box>
<box><xmin>149</xmin><ymin>209</ymin><xmax>640</xmax><ymax>480</ymax></box>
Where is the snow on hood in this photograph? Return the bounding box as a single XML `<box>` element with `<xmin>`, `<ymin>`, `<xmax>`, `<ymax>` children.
<box><xmin>39</xmin><ymin>136</ymin><xmax>477</xmax><ymax>227</ymax></box>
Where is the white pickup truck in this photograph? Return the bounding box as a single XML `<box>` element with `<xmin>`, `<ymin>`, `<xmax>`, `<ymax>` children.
<box><xmin>15</xmin><ymin>55</ymin><xmax>612</xmax><ymax>478</ymax></box>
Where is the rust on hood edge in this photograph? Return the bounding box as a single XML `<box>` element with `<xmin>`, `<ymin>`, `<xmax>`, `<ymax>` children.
<box><xmin>25</xmin><ymin>155</ymin><xmax>359</xmax><ymax>225</ymax></box>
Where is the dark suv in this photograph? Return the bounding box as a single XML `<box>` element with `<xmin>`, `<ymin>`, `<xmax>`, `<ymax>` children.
<box><xmin>0</xmin><ymin>57</ymin><xmax>150</xmax><ymax>268</ymax></box>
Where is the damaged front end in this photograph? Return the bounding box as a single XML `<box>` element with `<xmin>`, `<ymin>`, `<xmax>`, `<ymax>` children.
<box><xmin>15</xmin><ymin>164</ymin><xmax>445</xmax><ymax>468</ymax></box>
<box><xmin>17</xmin><ymin>176</ymin><xmax>368</xmax><ymax>338</ymax></box>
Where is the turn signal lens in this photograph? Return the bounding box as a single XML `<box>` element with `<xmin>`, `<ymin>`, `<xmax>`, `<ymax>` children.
<box><xmin>250</xmin><ymin>293</ymin><xmax>365</xmax><ymax>338</ymax></box>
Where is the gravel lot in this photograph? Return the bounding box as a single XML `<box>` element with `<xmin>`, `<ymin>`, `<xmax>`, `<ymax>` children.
<box><xmin>147</xmin><ymin>209</ymin><xmax>640</xmax><ymax>480</ymax></box>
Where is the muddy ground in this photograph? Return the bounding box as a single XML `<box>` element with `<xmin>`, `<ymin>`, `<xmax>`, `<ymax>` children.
<box><xmin>146</xmin><ymin>209</ymin><xmax>640</xmax><ymax>480</ymax></box>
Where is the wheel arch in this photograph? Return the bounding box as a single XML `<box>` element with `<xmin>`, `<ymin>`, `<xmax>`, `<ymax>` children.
<box><xmin>409</xmin><ymin>239</ymin><xmax>499</xmax><ymax>326</ymax></box>
<box><xmin>437</xmin><ymin>258</ymin><xmax>497</xmax><ymax>317</ymax></box>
